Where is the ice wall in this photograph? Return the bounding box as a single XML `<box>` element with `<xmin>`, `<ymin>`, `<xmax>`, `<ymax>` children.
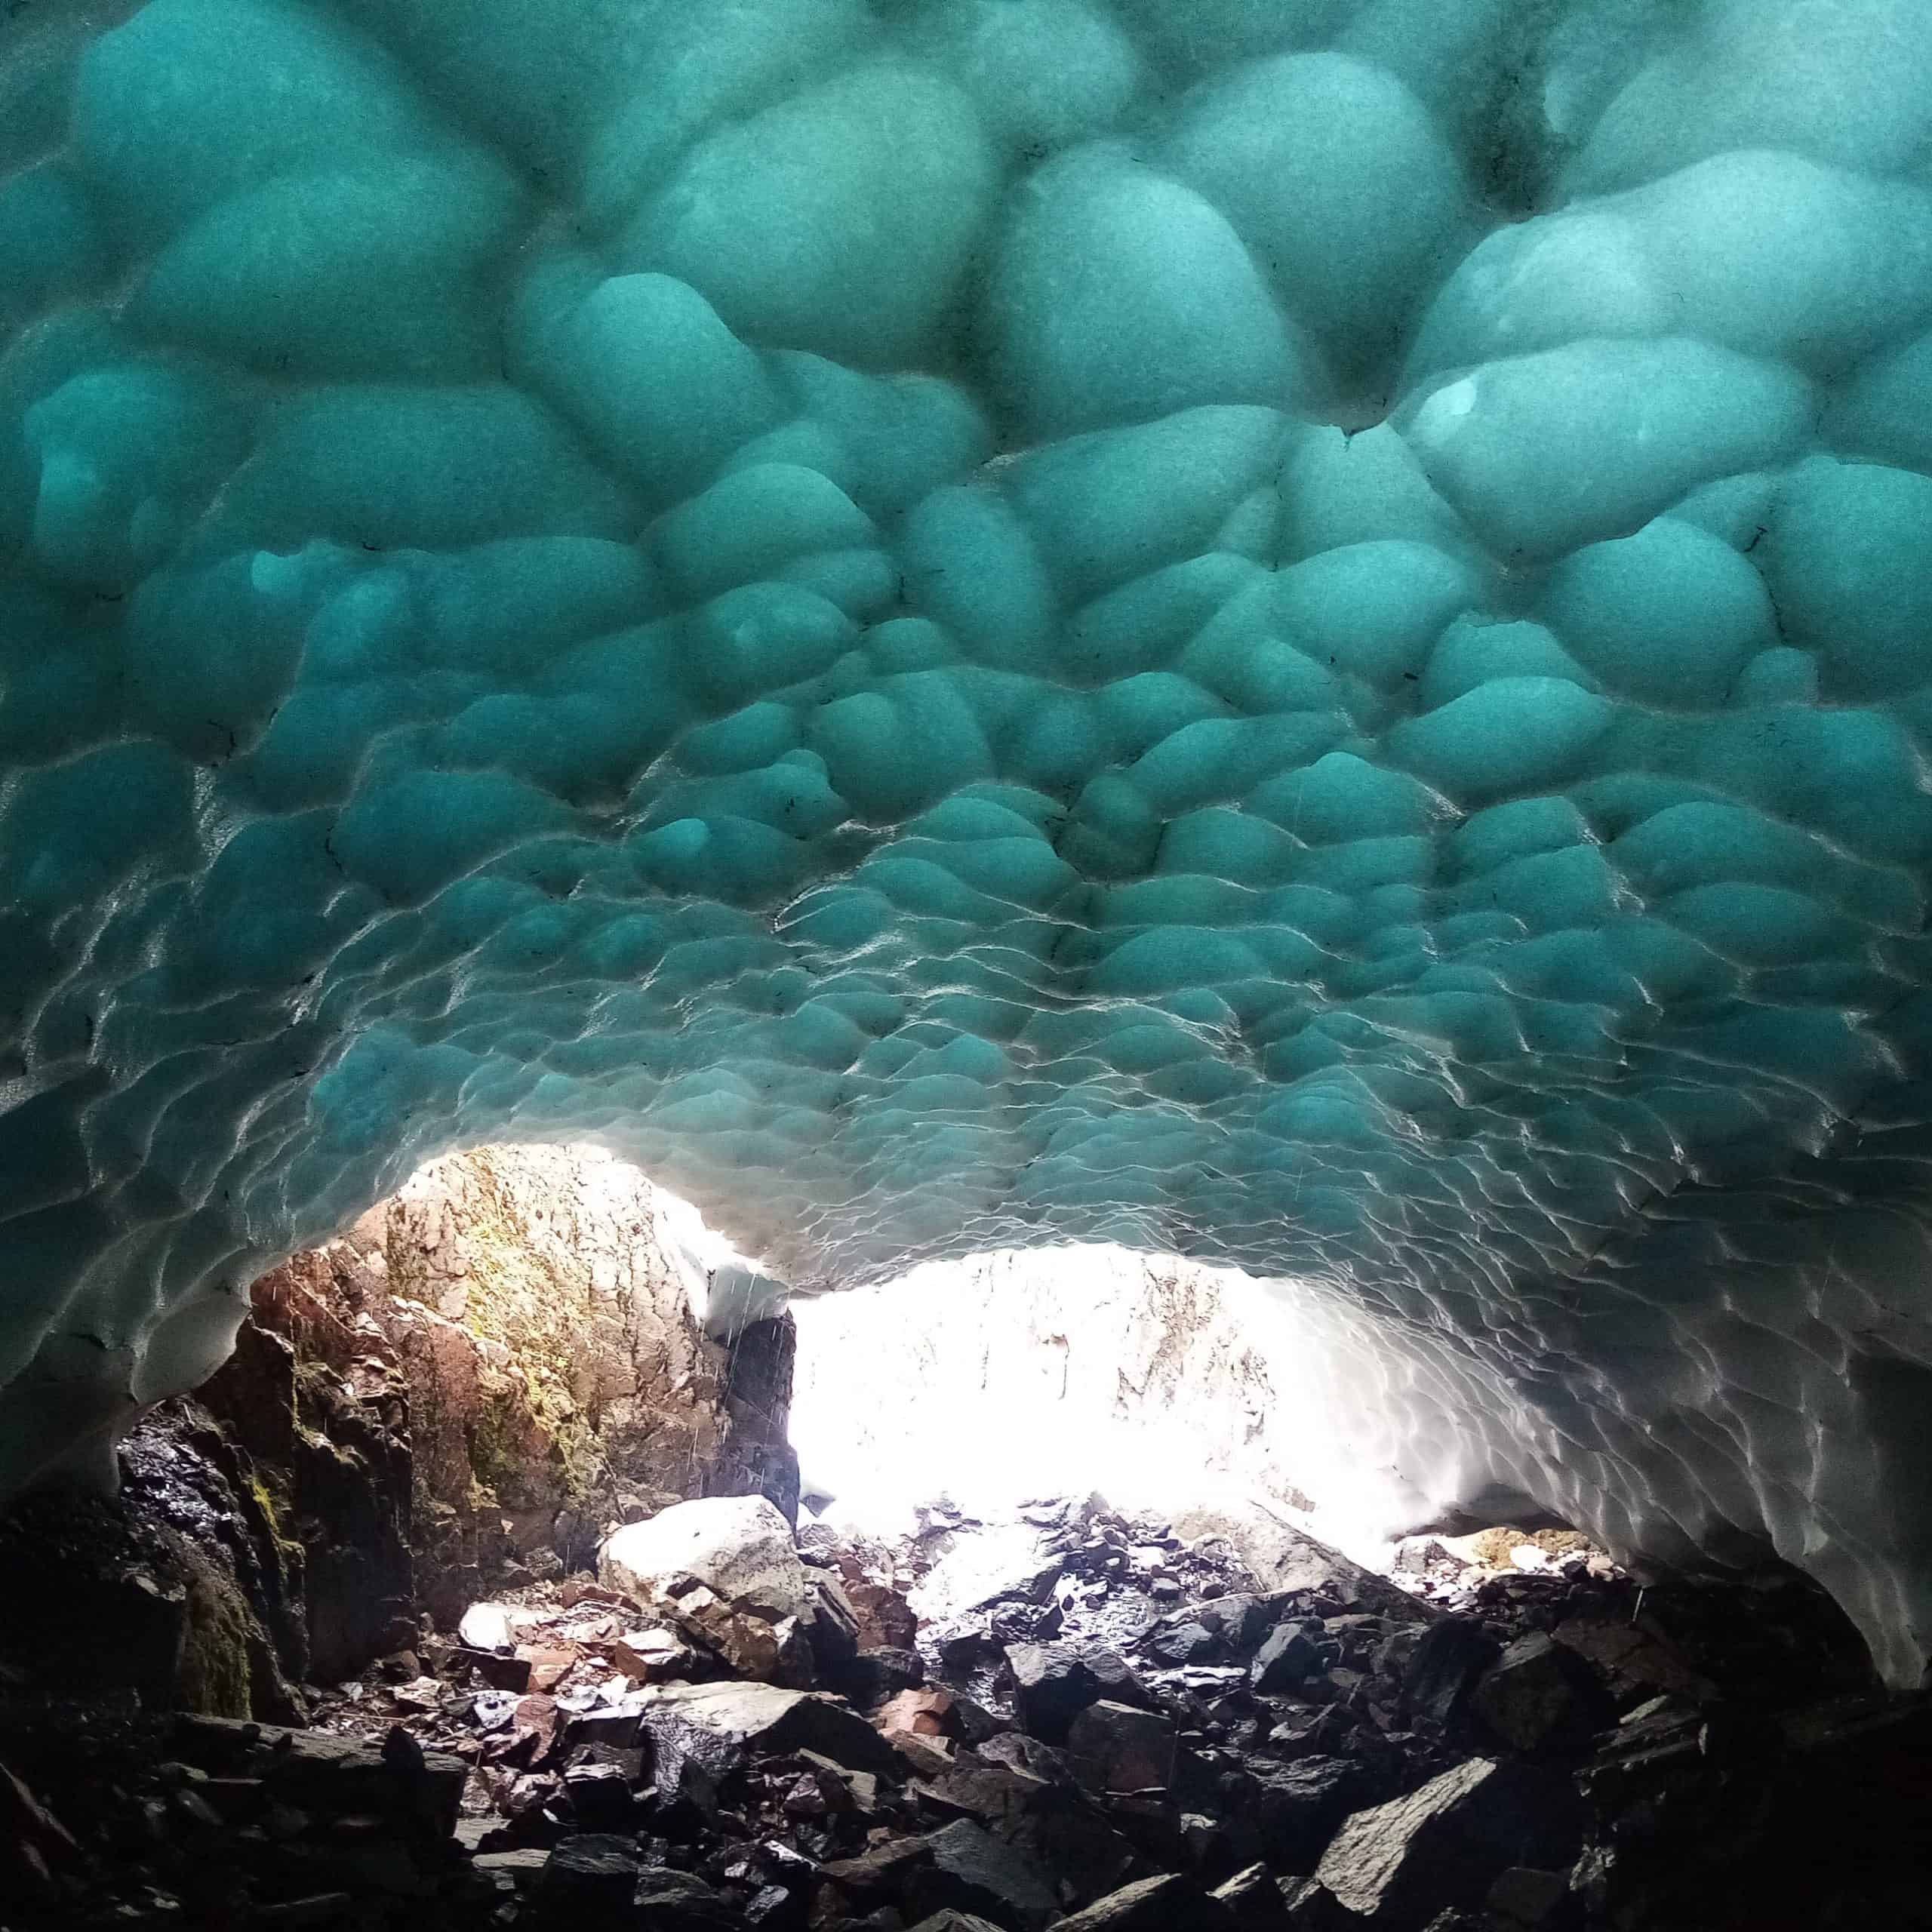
<box><xmin>5</xmin><ymin>0</ymin><xmax>1932</xmax><ymax>1680</ymax></box>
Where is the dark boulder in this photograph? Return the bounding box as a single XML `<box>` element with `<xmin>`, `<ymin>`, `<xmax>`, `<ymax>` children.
<box><xmin>1008</xmin><ymin>1643</ymin><xmax>1103</xmax><ymax>1743</ymax></box>
<box><xmin>817</xmin><ymin>1835</ymin><xmax>938</xmax><ymax>1909</ymax></box>
<box><xmin>1151</xmin><ymin>1621</ymin><xmax>1221</xmax><ymax>1666</ymax></box>
<box><xmin>1068</xmin><ymin>1700</ymin><xmax>1177</xmax><ymax>1795</ymax></box>
<box><xmin>537</xmin><ymin>1834</ymin><xmax>639</xmax><ymax>1921</ymax></box>
<box><xmin>906</xmin><ymin>1913</ymin><xmax>1009</xmax><ymax>1932</ymax></box>
<box><xmin>632</xmin><ymin>1865</ymin><xmax>738</xmax><ymax>1932</ymax></box>
<box><xmin>1310</xmin><ymin>1758</ymin><xmax>1582</xmax><ymax>1926</ymax></box>
<box><xmin>1251</xmin><ymin>1623</ymin><xmax>1323</xmax><ymax>1694</ymax></box>
<box><xmin>1401</xmin><ymin>1619</ymin><xmax>1500</xmax><ymax>1732</ymax></box>
<box><xmin>808</xmin><ymin>1577</ymin><xmax>864</xmax><ymax>1675</ymax></box>
<box><xmin>907</xmin><ymin>1818</ymin><xmax>1060</xmax><ymax>1931</ymax></box>
<box><xmin>1468</xmin><ymin>1633</ymin><xmax>1613</xmax><ymax>1758</ymax></box>
<box><xmin>1243</xmin><ymin>1756</ymin><xmax>1362</xmax><ymax>1871</ymax></box>
<box><xmin>833</xmin><ymin>1646</ymin><xmax>928</xmax><ymax>1712</ymax></box>
<box><xmin>1484</xmin><ymin>1865</ymin><xmax>1571</xmax><ymax>1927</ymax></box>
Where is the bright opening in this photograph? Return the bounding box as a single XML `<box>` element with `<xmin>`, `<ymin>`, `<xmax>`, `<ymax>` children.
<box><xmin>789</xmin><ymin>1245</ymin><xmax>1447</xmax><ymax>1571</ymax></box>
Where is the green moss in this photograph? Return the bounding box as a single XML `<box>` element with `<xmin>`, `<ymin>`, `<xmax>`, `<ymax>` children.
<box><xmin>248</xmin><ymin>1470</ymin><xmax>305</xmax><ymax>1571</ymax></box>
<box><xmin>175</xmin><ymin>1550</ymin><xmax>255</xmax><ymax>1719</ymax></box>
<box><xmin>437</xmin><ymin>1165</ymin><xmax>613</xmax><ymax>1506</ymax></box>
<box><xmin>466</xmin><ymin>1391</ymin><xmax>521</xmax><ymax>1508</ymax></box>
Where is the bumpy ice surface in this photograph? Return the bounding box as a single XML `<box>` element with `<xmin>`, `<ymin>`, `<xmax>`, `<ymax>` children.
<box><xmin>7</xmin><ymin>0</ymin><xmax>1932</xmax><ymax>1679</ymax></box>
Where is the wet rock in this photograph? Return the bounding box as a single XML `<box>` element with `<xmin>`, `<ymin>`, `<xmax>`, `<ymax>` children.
<box><xmin>925</xmin><ymin>1627</ymin><xmax>1008</xmax><ymax>1709</ymax></box>
<box><xmin>1200</xmin><ymin>1596</ymin><xmax>1283</xmax><ymax>1652</ymax></box>
<box><xmin>918</xmin><ymin>1755</ymin><xmax>1055</xmax><ymax>1829</ymax></box>
<box><xmin>775</xmin><ymin>1612</ymin><xmax>824</xmax><ymax>1690</ymax></box>
<box><xmin>1549</xmin><ymin>1616</ymin><xmax>1717</xmax><ymax>1707</ymax></box>
<box><xmin>508</xmin><ymin>1691</ymin><xmax>565</xmax><ymax>1761</ymax></box>
<box><xmin>477</xmin><ymin>1847</ymin><xmax>552</xmax><ymax>1878</ymax></box>
<box><xmin>908</xmin><ymin>1818</ymin><xmax>1059</xmax><ymax>1932</ymax></box>
<box><xmin>949</xmin><ymin>1694</ymin><xmax>1016</xmax><ymax>1747</ymax></box>
<box><xmin>174</xmin><ymin>1718</ymin><xmax>466</xmax><ymax>1838</ymax></box>
<box><xmin>564</xmin><ymin>1755</ymin><xmax>641</xmax><ymax>1829</ymax></box>
<box><xmin>818</xmin><ymin>1833</ymin><xmax>938</xmax><ymax>1906</ymax></box>
<box><xmin>1167</xmin><ymin>1509</ymin><xmax>1434</xmax><ymax>1629</ymax></box>
<box><xmin>601</xmin><ymin>1497</ymin><xmax>814</xmax><ymax>1680</ymax></box>
<box><xmin>811</xmin><ymin>1576</ymin><xmax>865</xmax><ymax>1671</ymax></box>
<box><xmin>845</xmin><ymin>1577</ymin><xmax>922</xmax><ymax>1651</ymax></box>
<box><xmin>835</xmin><ymin>1646</ymin><xmax>928</xmax><ymax>1712</ymax></box>
<box><xmin>897</xmin><ymin>1730</ymin><xmax>962</xmax><ymax>1778</ymax></box>
<box><xmin>475</xmin><ymin>1846</ymin><xmax>552</xmax><ymax>1888</ymax></box>
<box><xmin>458</xmin><ymin>1645</ymin><xmax>534</xmax><ymax>1692</ymax></box>
<box><xmin>1085</xmin><ymin>1650</ymin><xmax>1157</xmax><ymax>1711</ymax></box>
<box><xmin>800</xmin><ymin>1748</ymin><xmax>881</xmax><ymax>1814</ymax></box>
<box><xmin>1067</xmin><ymin>1700</ymin><xmax>1177</xmax><ymax>1795</ymax></box>
<box><xmin>749</xmin><ymin>1881</ymin><xmax>805</xmax><ymax>1928</ymax></box>
<box><xmin>254</xmin><ymin>1893</ymin><xmax>361</xmax><ymax>1924</ymax></box>
<box><xmin>879</xmin><ymin>1686</ymin><xmax>955</xmax><ymax>1738</ymax></box>
<box><xmin>558</xmin><ymin>1577</ymin><xmax>633</xmax><ymax>1611</ymax></box>
<box><xmin>613</xmin><ymin>1624</ymin><xmax>699</xmax><ymax>1681</ymax></box>
<box><xmin>1</xmin><ymin>1757</ymin><xmax>80</xmax><ymax>1900</ymax></box>
<box><xmin>458</xmin><ymin>1602</ymin><xmax>523</xmax><ymax>1652</ymax></box>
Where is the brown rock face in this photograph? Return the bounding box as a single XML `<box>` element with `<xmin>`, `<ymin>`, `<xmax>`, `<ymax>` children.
<box><xmin>199</xmin><ymin>1234</ymin><xmax>414</xmax><ymax>1682</ymax></box>
<box><xmin>195</xmin><ymin>1144</ymin><xmax>799</xmax><ymax>1675</ymax></box>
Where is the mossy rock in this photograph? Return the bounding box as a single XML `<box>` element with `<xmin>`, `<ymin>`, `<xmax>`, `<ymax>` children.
<box><xmin>174</xmin><ymin>1543</ymin><xmax>257</xmax><ymax>1720</ymax></box>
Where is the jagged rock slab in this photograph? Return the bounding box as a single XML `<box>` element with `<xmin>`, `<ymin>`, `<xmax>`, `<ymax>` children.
<box><xmin>1312</xmin><ymin>1758</ymin><xmax>1580</xmax><ymax>1925</ymax></box>
<box><xmin>1213</xmin><ymin>1863</ymin><xmax>1292</xmax><ymax>1932</ymax></box>
<box><xmin>1054</xmin><ymin>1873</ymin><xmax>1237</xmax><ymax>1932</ymax></box>
<box><xmin>907</xmin><ymin>1818</ymin><xmax>1060</xmax><ymax>1932</ymax></box>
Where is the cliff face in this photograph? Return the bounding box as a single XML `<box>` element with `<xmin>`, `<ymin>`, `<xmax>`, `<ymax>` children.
<box><xmin>376</xmin><ymin>1145</ymin><xmax>796</xmax><ymax>1588</ymax></box>
<box><xmin>0</xmin><ymin>1146</ymin><xmax>798</xmax><ymax>1715</ymax></box>
<box><xmin>220</xmin><ymin>1144</ymin><xmax>799</xmax><ymax>1646</ymax></box>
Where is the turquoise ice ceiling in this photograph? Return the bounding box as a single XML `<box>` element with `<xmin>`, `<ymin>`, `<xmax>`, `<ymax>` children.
<box><xmin>7</xmin><ymin>0</ymin><xmax>1932</xmax><ymax>1680</ymax></box>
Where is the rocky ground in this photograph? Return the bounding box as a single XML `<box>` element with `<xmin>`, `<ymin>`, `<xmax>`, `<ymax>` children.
<box><xmin>5</xmin><ymin>1484</ymin><xmax>1927</xmax><ymax>1932</ymax></box>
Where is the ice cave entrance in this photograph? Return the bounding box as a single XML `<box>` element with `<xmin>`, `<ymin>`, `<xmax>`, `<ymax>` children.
<box><xmin>788</xmin><ymin>1246</ymin><xmax>1416</xmax><ymax>1568</ymax></box>
<box><xmin>374</xmin><ymin>1140</ymin><xmax>1434</xmax><ymax>1568</ymax></box>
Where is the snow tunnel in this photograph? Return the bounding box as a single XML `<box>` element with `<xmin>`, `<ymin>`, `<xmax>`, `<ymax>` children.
<box><xmin>6</xmin><ymin>0</ymin><xmax>1932</xmax><ymax>1716</ymax></box>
